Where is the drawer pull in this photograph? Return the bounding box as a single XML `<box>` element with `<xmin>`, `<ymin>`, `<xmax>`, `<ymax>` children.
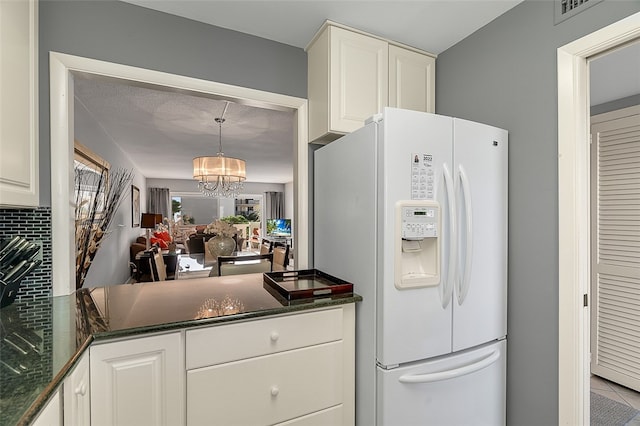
<box><xmin>270</xmin><ymin>386</ymin><xmax>279</xmax><ymax>397</ymax></box>
<box><xmin>270</xmin><ymin>331</ymin><xmax>279</xmax><ymax>342</ymax></box>
<box><xmin>75</xmin><ymin>384</ymin><xmax>86</xmax><ymax>396</ymax></box>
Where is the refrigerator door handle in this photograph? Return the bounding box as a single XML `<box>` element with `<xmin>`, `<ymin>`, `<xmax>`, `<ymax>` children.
<box><xmin>442</xmin><ymin>164</ymin><xmax>456</xmax><ymax>308</ymax></box>
<box><xmin>457</xmin><ymin>165</ymin><xmax>473</xmax><ymax>305</ymax></box>
<box><xmin>398</xmin><ymin>349</ymin><xmax>501</xmax><ymax>384</ymax></box>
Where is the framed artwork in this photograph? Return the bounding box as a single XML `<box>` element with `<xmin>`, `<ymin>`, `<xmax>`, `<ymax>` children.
<box><xmin>74</xmin><ymin>140</ymin><xmax>109</xmax><ymax>221</ymax></box>
<box><xmin>131</xmin><ymin>185</ymin><xmax>140</xmax><ymax>227</ymax></box>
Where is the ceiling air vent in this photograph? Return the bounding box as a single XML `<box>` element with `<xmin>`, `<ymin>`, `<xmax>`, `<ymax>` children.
<box><xmin>554</xmin><ymin>0</ymin><xmax>603</xmax><ymax>24</ymax></box>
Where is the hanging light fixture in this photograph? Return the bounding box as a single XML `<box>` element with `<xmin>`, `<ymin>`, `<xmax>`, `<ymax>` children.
<box><xmin>193</xmin><ymin>102</ymin><xmax>246</xmax><ymax>198</ymax></box>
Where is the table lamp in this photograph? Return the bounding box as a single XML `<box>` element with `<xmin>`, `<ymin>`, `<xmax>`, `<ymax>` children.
<box><xmin>141</xmin><ymin>213</ymin><xmax>161</xmax><ymax>249</ymax></box>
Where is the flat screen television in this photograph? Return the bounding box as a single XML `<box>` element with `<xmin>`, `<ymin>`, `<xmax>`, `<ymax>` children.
<box><xmin>267</xmin><ymin>218</ymin><xmax>292</xmax><ymax>238</ymax></box>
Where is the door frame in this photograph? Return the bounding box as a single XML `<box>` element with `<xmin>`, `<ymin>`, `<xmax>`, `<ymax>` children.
<box><xmin>50</xmin><ymin>52</ymin><xmax>308</xmax><ymax>296</ymax></box>
<box><xmin>557</xmin><ymin>11</ymin><xmax>640</xmax><ymax>425</ymax></box>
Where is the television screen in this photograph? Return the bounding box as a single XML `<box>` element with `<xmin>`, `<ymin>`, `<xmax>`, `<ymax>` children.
<box><xmin>267</xmin><ymin>219</ymin><xmax>291</xmax><ymax>237</ymax></box>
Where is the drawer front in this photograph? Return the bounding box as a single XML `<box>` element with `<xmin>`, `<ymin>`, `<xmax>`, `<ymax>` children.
<box><xmin>187</xmin><ymin>341</ymin><xmax>344</xmax><ymax>426</ymax></box>
<box><xmin>186</xmin><ymin>308</ymin><xmax>343</xmax><ymax>369</ymax></box>
<box><xmin>276</xmin><ymin>405</ymin><xmax>343</xmax><ymax>426</ymax></box>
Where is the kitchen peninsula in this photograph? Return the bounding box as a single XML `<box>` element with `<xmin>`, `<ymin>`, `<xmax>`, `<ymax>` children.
<box><xmin>1</xmin><ymin>274</ymin><xmax>361</xmax><ymax>425</ymax></box>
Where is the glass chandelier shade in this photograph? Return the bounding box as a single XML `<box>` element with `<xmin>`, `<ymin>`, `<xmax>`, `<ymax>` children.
<box><xmin>193</xmin><ymin>155</ymin><xmax>246</xmax><ymax>197</ymax></box>
<box><xmin>193</xmin><ymin>104</ymin><xmax>246</xmax><ymax>198</ymax></box>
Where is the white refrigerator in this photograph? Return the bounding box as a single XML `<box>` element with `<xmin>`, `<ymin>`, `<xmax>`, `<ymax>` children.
<box><xmin>314</xmin><ymin>108</ymin><xmax>508</xmax><ymax>425</ymax></box>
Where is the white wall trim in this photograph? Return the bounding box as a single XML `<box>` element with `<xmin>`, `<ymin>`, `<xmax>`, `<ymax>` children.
<box><xmin>50</xmin><ymin>52</ymin><xmax>308</xmax><ymax>295</ymax></box>
<box><xmin>557</xmin><ymin>12</ymin><xmax>640</xmax><ymax>425</ymax></box>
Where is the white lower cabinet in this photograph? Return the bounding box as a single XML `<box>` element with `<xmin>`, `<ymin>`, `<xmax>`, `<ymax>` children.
<box><xmin>186</xmin><ymin>306</ymin><xmax>355</xmax><ymax>426</ymax></box>
<box><xmin>31</xmin><ymin>389</ymin><xmax>61</xmax><ymax>426</ymax></box>
<box><xmin>46</xmin><ymin>305</ymin><xmax>355</xmax><ymax>425</ymax></box>
<box><xmin>64</xmin><ymin>350</ymin><xmax>91</xmax><ymax>426</ymax></box>
<box><xmin>90</xmin><ymin>332</ymin><xmax>184</xmax><ymax>426</ymax></box>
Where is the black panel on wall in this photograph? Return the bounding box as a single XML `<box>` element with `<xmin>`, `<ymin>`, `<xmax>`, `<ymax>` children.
<box><xmin>0</xmin><ymin>208</ymin><xmax>53</xmax><ymax>299</ymax></box>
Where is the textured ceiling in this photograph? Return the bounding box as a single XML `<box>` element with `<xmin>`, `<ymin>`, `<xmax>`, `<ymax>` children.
<box><xmin>74</xmin><ymin>76</ymin><xmax>295</xmax><ymax>183</ymax></box>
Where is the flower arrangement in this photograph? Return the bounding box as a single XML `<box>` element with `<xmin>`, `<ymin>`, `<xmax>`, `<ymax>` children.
<box><xmin>75</xmin><ymin>165</ymin><xmax>133</xmax><ymax>289</ymax></box>
<box><xmin>204</xmin><ymin>219</ymin><xmax>237</xmax><ymax>238</ymax></box>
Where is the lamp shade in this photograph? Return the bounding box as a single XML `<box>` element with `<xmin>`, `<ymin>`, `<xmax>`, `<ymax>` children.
<box><xmin>141</xmin><ymin>213</ymin><xmax>158</xmax><ymax>229</ymax></box>
<box><xmin>193</xmin><ymin>156</ymin><xmax>246</xmax><ymax>183</ymax></box>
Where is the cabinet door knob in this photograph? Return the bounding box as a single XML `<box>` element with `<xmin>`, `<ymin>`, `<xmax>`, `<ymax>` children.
<box><xmin>75</xmin><ymin>383</ymin><xmax>86</xmax><ymax>396</ymax></box>
<box><xmin>270</xmin><ymin>331</ymin><xmax>279</xmax><ymax>342</ymax></box>
<box><xmin>270</xmin><ymin>386</ymin><xmax>279</xmax><ymax>397</ymax></box>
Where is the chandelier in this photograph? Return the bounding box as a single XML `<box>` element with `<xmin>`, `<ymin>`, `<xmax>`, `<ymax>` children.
<box><xmin>193</xmin><ymin>102</ymin><xmax>246</xmax><ymax>198</ymax></box>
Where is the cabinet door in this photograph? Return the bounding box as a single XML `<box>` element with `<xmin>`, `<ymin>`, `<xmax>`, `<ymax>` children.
<box><xmin>330</xmin><ymin>26</ymin><xmax>388</xmax><ymax>134</ymax></box>
<box><xmin>90</xmin><ymin>332</ymin><xmax>184</xmax><ymax>426</ymax></box>
<box><xmin>64</xmin><ymin>351</ymin><xmax>91</xmax><ymax>426</ymax></box>
<box><xmin>389</xmin><ymin>45</ymin><xmax>435</xmax><ymax>113</ymax></box>
<box><xmin>0</xmin><ymin>0</ymin><xmax>38</xmax><ymax>207</ymax></box>
<box><xmin>32</xmin><ymin>389</ymin><xmax>61</xmax><ymax>426</ymax></box>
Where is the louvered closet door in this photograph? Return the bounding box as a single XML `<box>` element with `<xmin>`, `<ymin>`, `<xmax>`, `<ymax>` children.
<box><xmin>591</xmin><ymin>109</ymin><xmax>640</xmax><ymax>392</ymax></box>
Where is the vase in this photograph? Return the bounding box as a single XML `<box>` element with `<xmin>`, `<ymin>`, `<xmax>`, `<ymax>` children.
<box><xmin>207</xmin><ymin>235</ymin><xmax>236</xmax><ymax>260</ymax></box>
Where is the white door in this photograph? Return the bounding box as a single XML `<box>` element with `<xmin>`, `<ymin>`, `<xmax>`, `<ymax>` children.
<box><xmin>590</xmin><ymin>108</ymin><xmax>640</xmax><ymax>392</ymax></box>
<box><xmin>378</xmin><ymin>109</ymin><xmax>454</xmax><ymax>366</ymax></box>
<box><xmin>377</xmin><ymin>339</ymin><xmax>506</xmax><ymax>426</ymax></box>
<box><xmin>90</xmin><ymin>332</ymin><xmax>184</xmax><ymax>426</ymax></box>
<box><xmin>452</xmin><ymin>119</ymin><xmax>508</xmax><ymax>352</ymax></box>
<box><xmin>329</xmin><ymin>26</ymin><xmax>388</xmax><ymax>134</ymax></box>
<box><xmin>388</xmin><ymin>45</ymin><xmax>435</xmax><ymax>114</ymax></box>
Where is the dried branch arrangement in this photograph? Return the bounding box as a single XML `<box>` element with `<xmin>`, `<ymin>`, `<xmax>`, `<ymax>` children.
<box><xmin>74</xmin><ymin>165</ymin><xmax>133</xmax><ymax>289</ymax></box>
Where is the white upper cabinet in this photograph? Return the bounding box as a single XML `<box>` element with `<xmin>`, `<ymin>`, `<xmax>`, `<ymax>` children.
<box><xmin>307</xmin><ymin>21</ymin><xmax>436</xmax><ymax>144</ymax></box>
<box><xmin>0</xmin><ymin>0</ymin><xmax>39</xmax><ymax>207</ymax></box>
<box><xmin>328</xmin><ymin>26</ymin><xmax>388</xmax><ymax>138</ymax></box>
<box><xmin>389</xmin><ymin>44</ymin><xmax>435</xmax><ymax>113</ymax></box>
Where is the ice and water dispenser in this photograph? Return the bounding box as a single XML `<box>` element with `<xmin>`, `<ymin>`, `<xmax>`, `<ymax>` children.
<box><xmin>394</xmin><ymin>200</ymin><xmax>440</xmax><ymax>289</ymax></box>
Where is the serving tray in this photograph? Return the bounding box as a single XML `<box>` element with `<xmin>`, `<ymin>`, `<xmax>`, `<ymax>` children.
<box><xmin>263</xmin><ymin>269</ymin><xmax>353</xmax><ymax>300</ymax></box>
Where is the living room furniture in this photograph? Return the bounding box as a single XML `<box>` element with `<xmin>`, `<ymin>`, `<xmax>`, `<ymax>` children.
<box><xmin>188</xmin><ymin>232</ymin><xmax>245</xmax><ymax>255</ymax></box>
<box><xmin>135</xmin><ymin>248</ymin><xmax>177</xmax><ymax>281</ymax></box>
<box><xmin>141</xmin><ymin>213</ymin><xmax>162</xmax><ymax>249</ymax></box>
<box><xmin>217</xmin><ymin>253</ymin><xmax>274</xmax><ymax>276</ymax></box>
<box><xmin>272</xmin><ymin>245</ymin><xmax>290</xmax><ymax>271</ymax></box>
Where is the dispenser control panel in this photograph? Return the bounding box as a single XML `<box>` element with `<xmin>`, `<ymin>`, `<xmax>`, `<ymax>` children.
<box><xmin>401</xmin><ymin>205</ymin><xmax>438</xmax><ymax>239</ymax></box>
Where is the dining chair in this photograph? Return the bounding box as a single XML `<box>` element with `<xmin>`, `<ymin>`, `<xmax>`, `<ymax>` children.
<box><xmin>272</xmin><ymin>244</ymin><xmax>290</xmax><ymax>271</ymax></box>
<box><xmin>218</xmin><ymin>253</ymin><xmax>273</xmax><ymax>276</ymax></box>
<box><xmin>149</xmin><ymin>250</ymin><xmax>167</xmax><ymax>281</ymax></box>
<box><xmin>259</xmin><ymin>239</ymin><xmax>273</xmax><ymax>255</ymax></box>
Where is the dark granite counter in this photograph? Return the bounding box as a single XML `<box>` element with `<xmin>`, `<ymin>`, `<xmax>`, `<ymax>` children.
<box><xmin>1</xmin><ymin>273</ymin><xmax>361</xmax><ymax>425</ymax></box>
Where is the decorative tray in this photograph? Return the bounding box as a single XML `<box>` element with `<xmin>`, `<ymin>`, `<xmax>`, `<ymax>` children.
<box><xmin>263</xmin><ymin>269</ymin><xmax>354</xmax><ymax>300</ymax></box>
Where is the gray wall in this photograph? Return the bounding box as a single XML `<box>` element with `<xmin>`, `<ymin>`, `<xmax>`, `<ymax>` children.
<box><xmin>435</xmin><ymin>1</ymin><xmax>640</xmax><ymax>424</ymax></box>
<box><xmin>75</xmin><ymin>100</ymin><xmax>147</xmax><ymax>286</ymax></box>
<box><xmin>38</xmin><ymin>0</ymin><xmax>307</xmax><ymax>206</ymax></box>
<box><xmin>591</xmin><ymin>93</ymin><xmax>640</xmax><ymax>115</ymax></box>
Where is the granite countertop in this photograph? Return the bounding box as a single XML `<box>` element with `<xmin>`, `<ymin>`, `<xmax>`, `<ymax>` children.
<box><xmin>1</xmin><ymin>273</ymin><xmax>361</xmax><ymax>426</ymax></box>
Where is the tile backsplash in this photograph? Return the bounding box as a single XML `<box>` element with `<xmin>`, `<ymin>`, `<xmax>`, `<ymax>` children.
<box><xmin>0</xmin><ymin>208</ymin><xmax>53</xmax><ymax>300</ymax></box>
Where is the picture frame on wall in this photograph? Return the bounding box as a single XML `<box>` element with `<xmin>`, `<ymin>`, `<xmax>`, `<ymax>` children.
<box><xmin>131</xmin><ymin>185</ymin><xmax>140</xmax><ymax>227</ymax></box>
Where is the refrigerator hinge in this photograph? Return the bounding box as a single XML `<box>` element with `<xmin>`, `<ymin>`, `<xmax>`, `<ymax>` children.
<box><xmin>376</xmin><ymin>361</ymin><xmax>399</xmax><ymax>370</ymax></box>
<box><xmin>366</xmin><ymin>113</ymin><xmax>384</xmax><ymax>124</ymax></box>
<box><xmin>583</xmin><ymin>293</ymin><xmax>588</xmax><ymax>307</ymax></box>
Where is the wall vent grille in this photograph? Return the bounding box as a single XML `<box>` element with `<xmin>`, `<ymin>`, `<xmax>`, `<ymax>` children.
<box><xmin>555</xmin><ymin>0</ymin><xmax>603</xmax><ymax>24</ymax></box>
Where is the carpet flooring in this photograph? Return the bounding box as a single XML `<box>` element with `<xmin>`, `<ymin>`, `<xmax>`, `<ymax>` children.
<box><xmin>591</xmin><ymin>392</ymin><xmax>640</xmax><ymax>426</ymax></box>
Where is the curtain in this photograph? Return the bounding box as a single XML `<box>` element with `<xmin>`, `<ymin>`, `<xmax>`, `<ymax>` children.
<box><xmin>264</xmin><ymin>191</ymin><xmax>285</xmax><ymax>219</ymax></box>
<box><xmin>148</xmin><ymin>187</ymin><xmax>171</xmax><ymax>220</ymax></box>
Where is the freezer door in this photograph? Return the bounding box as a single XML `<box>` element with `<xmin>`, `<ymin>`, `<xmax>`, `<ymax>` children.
<box><xmin>377</xmin><ymin>339</ymin><xmax>506</xmax><ymax>426</ymax></box>
<box><xmin>452</xmin><ymin>118</ymin><xmax>508</xmax><ymax>352</ymax></box>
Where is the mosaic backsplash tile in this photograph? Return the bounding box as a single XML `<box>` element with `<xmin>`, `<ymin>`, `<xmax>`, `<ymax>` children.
<box><xmin>0</xmin><ymin>208</ymin><xmax>53</xmax><ymax>300</ymax></box>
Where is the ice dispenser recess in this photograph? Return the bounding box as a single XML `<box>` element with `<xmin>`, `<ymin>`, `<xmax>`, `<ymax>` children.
<box><xmin>394</xmin><ymin>200</ymin><xmax>441</xmax><ymax>289</ymax></box>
